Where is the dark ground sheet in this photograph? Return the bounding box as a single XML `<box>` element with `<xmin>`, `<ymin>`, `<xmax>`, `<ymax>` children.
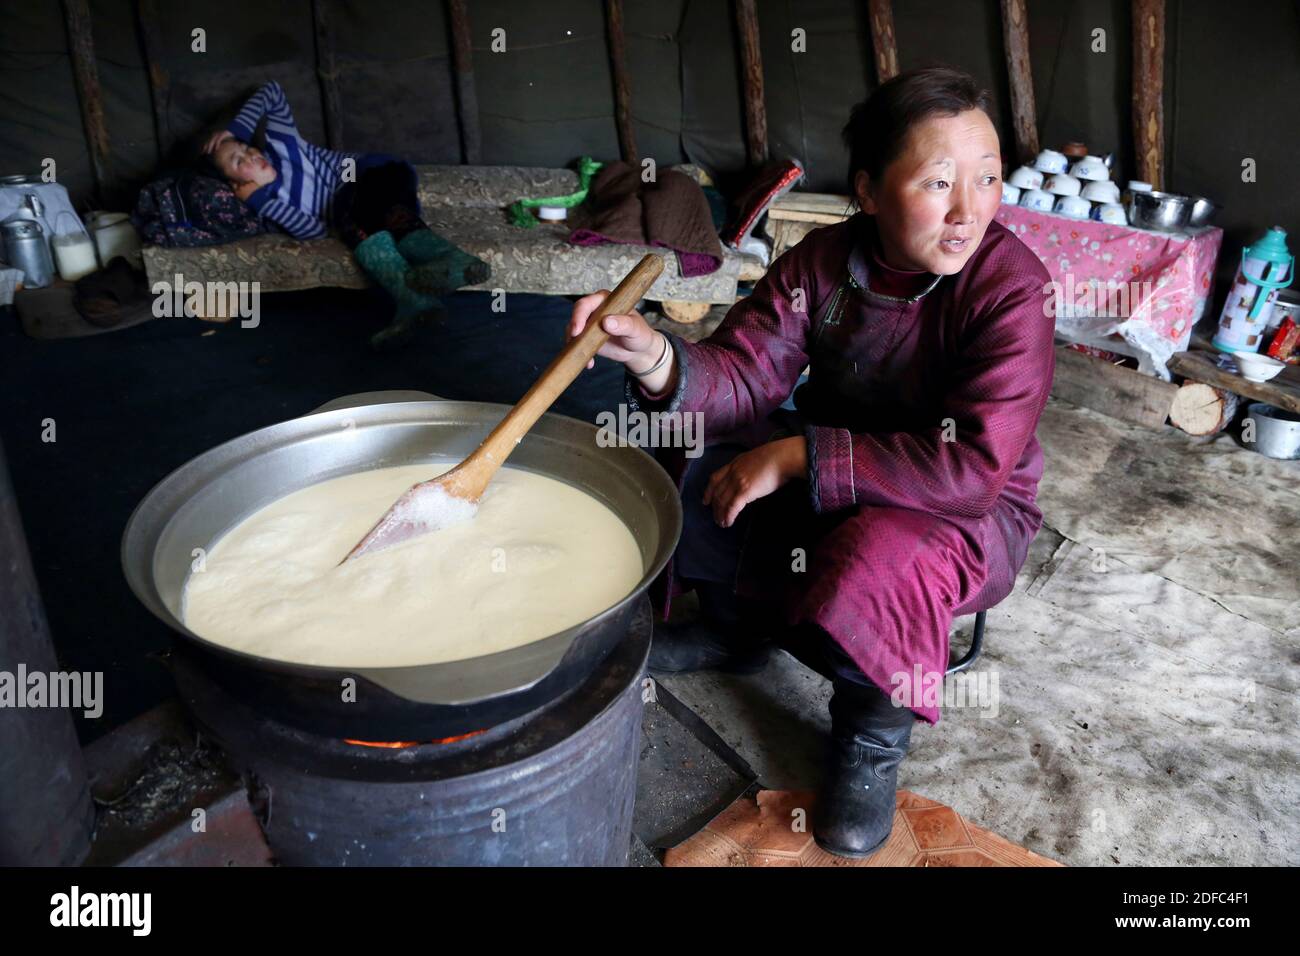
<box><xmin>0</xmin><ymin>289</ymin><xmax>627</xmax><ymax>741</ymax></box>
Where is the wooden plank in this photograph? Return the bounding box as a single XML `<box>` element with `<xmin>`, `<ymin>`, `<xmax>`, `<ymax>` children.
<box><xmin>1051</xmin><ymin>344</ymin><xmax>1177</xmax><ymax>429</ymax></box>
<box><xmin>866</xmin><ymin>0</ymin><xmax>899</xmax><ymax>83</ymax></box>
<box><xmin>769</xmin><ymin>191</ymin><xmax>853</xmax><ymax>215</ymax></box>
<box><xmin>60</xmin><ymin>0</ymin><xmax>110</xmax><ymax>200</ymax></box>
<box><xmin>135</xmin><ymin>0</ymin><xmax>169</xmax><ymax>162</ymax></box>
<box><xmin>767</xmin><ymin>209</ymin><xmax>849</xmax><ymax>224</ymax></box>
<box><xmin>1132</xmin><ymin>0</ymin><xmax>1165</xmax><ymax>188</ymax></box>
<box><xmin>447</xmin><ymin>0</ymin><xmax>481</xmax><ymax>164</ymax></box>
<box><xmin>999</xmin><ymin>0</ymin><xmax>1040</xmax><ymax>164</ymax></box>
<box><xmin>604</xmin><ymin>0</ymin><xmax>637</xmax><ymax>165</ymax></box>
<box><xmin>1168</xmin><ymin>350</ymin><xmax>1300</xmax><ymax>415</ymax></box>
<box><xmin>311</xmin><ymin>0</ymin><xmax>344</xmax><ymax>150</ymax></box>
<box><xmin>764</xmin><ymin>218</ymin><xmax>817</xmax><ymax>260</ymax></box>
<box><xmin>733</xmin><ymin>0</ymin><xmax>768</xmax><ymax>167</ymax></box>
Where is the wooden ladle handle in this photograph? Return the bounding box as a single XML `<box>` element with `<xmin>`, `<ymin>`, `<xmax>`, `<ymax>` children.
<box><xmin>458</xmin><ymin>253</ymin><xmax>665</xmax><ymax>494</ymax></box>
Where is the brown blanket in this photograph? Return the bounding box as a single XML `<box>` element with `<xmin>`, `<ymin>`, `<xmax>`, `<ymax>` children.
<box><xmin>568</xmin><ymin>162</ymin><xmax>722</xmax><ymax>277</ymax></box>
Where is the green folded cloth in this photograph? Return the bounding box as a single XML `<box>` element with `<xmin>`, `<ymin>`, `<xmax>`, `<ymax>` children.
<box><xmin>507</xmin><ymin>156</ymin><xmax>603</xmax><ymax>228</ymax></box>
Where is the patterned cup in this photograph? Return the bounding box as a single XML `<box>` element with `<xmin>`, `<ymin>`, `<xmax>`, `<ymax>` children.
<box><xmin>1055</xmin><ymin>195</ymin><xmax>1091</xmax><ymax>219</ymax></box>
<box><xmin>1081</xmin><ymin>180</ymin><xmax>1121</xmax><ymax>204</ymax></box>
<box><xmin>1092</xmin><ymin>202</ymin><xmax>1127</xmax><ymax>225</ymax></box>
<box><xmin>1043</xmin><ymin>173</ymin><xmax>1082</xmax><ymax>196</ymax></box>
<box><xmin>1020</xmin><ymin>188</ymin><xmax>1054</xmax><ymax>212</ymax></box>
<box><xmin>1069</xmin><ymin>157</ymin><xmax>1109</xmax><ymax>181</ymax></box>
<box><xmin>1033</xmin><ymin>149</ymin><xmax>1069</xmax><ymax>174</ymax></box>
<box><xmin>1008</xmin><ymin>165</ymin><xmax>1044</xmax><ymax>190</ymax></box>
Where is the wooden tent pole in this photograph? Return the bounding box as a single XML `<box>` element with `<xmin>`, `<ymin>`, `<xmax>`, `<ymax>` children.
<box><xmin>605</xmin><ymin>0</ymin><xmax>637</xmax><ymax>165</ymax></box>
<box><xmin>1000</xmin><ymin>0</ymin><xmax>1040</xmax><ymax>164</ymax></box>
<box><xmin>866</xmin><ymin>0</ymin><xmax>899</xmax><ymax>83</ymax></box>
<box><xmin>1132</xmin><ymin>0</ymin><xmax>1165</xmax><ymax>188</ymax></box>
<box><xmin>135</xmin><ymin>0</ymin><xmax>169</xmax><ymax>163</ymax></box>
<box><xmin>446</xmin><ymin>0</ymin><xmax>482</xmax><ymax>165</ymax></box>
<box><xmin>733</xmin><ymin>0</ymin><xmax>768</xmax><ymax>167</ymax></box>
<box><xmin>60</xmin><ymin>0</ymin><xmax>111</xmax><ymax>201</ymax></box>
<box><xmin>311</xmin><ymin>0</ymin><xmax>344</xmax><ymax>150</ymax></box>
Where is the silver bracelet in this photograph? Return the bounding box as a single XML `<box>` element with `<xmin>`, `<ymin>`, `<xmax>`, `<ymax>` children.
<box><xmin>631</xmin><ymin>332</ymin><xmax>671</xmax><ymax>378</ymax></box>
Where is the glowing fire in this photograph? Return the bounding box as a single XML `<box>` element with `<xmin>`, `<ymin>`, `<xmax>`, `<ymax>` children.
<box><xmin>343</xmin><ymin>730</ymin><xmax>486</xmax><ymax>749</ymax></box>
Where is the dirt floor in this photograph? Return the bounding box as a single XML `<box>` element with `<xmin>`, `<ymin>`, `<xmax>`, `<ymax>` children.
<box><xmin>5</xmin><ymin>291</ymin><xmax>1293</xmax><ymax>866</ymax></box>
<box><xmin>657</xmin><ymin>387</ymin><xmax>1300</xmax><ymax>867</ymax></box>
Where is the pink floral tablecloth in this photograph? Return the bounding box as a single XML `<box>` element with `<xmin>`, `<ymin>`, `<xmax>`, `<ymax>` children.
<box><xmin>995</xmin><ymin>204</ymin><xmax>1223</xmax><ymax>376</ymax></box>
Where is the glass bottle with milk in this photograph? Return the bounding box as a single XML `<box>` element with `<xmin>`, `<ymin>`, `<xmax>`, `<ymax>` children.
<box><xmin>51</xmin><ymin>212</ymin><xmax>98</xmax><ymax>281</ymax></box>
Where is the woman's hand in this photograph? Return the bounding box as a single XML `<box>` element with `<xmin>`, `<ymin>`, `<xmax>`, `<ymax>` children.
<box><xmin>703</xmin><ymin>436</ymin><xmax>808</xmax><ymax>527</ymax></box>
<box><xmin>203</xmin><ymin>130</ymin><xmax>234</xmax><ymax>155</ymax></box>
<box><xmin>568</xmin><ymin>291</ymin><xmax>677</xmax><ymax>394</ymax></box>
<box><xmin>568</xmin><ymin>291</ymin><xmax>656</xmax><ymax>367</ymax></box>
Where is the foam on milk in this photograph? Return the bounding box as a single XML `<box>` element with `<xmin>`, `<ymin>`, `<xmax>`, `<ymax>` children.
<box><xmin>182</xmin><ymin>463</ymin><xmax>644</xmax><ymax>668</ymax></box>
<box><xmin>401</xmin><ymin>483</ymin><xmax>479</xmax><ymax>530</ymax></box>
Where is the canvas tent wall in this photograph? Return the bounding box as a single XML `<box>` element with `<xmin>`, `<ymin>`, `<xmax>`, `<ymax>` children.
<box><xmin>0</xmin><ymin>0</ymin><xmax>1296</xmax><ymax>292</ymax></box>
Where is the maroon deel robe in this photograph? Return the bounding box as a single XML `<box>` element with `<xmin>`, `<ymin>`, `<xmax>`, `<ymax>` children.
<box><xmin>633</xmin><ymin>212</ymin><xmax>1055</xmax><ymax>722</ymax></box>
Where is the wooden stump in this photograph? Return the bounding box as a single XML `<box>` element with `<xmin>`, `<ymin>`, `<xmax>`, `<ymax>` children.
<box><xmin>1050</xmin><ymin>344</ymin><xmax>1178</xmax><ymax>429</ymax></box>
<box><xmin>1169</xmin><ymin>382</ymin><xmax>1239</xmax><ymax>435</ymax></box>
<box><xmin>659</xmin><ymin>299</ymin><xmax>710</xmax><ymax>324</ymax></box>
<box><xmin>737</xmin><ymin>255</ymin><xmax>767</xmax><ymax>282</ymax></box>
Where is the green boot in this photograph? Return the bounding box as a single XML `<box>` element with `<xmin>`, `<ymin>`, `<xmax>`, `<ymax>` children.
<box><xmin>353</xmin><ymin>231</ymin><xmax>443</xmax><ymax>351</ymax></box>
<box><xmin>397</xmin><ymin>228</ymin><xmax>491</xmax><ymax>296</ymax></box>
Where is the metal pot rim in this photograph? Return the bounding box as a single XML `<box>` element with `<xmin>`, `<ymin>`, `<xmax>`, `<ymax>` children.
<box><xmin>121</xmin><ymin>399</ymin><xmax>682</xmax><ymax>704</ymax></box>
<box><xmin>1135</xmin><ymin>189</ymin><xmax>1191</xmax><ymax>205</ymax></box>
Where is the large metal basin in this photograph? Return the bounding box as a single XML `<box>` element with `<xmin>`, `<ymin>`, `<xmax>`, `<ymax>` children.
<box><xmin>122</xmin><ymin>397</ymin><xmax>681</xmax><ymax>738</ymax></box>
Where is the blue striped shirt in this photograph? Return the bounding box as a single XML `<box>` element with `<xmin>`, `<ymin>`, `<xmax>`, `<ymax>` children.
<box><xmin>227</xmin><ymin>81</ymin><xmax>358</xmax><ymax>240</ymax></box>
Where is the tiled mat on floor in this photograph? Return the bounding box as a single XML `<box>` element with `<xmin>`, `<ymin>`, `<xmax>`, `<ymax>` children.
<box><xmin>663</xmin><ymin>789</ymin><xmax>1064</xmax><ymax>867</ymax></box>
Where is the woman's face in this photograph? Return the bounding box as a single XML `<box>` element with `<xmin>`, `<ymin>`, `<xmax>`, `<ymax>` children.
<box><xmin>854</xmin><ymin>109</ymin><xmax>1002</xmax><ymax>276</ymax></box>
<box><xmin>214</xmin><ymin>139</ymin><xmax>276</xmax><ymax>188</ymax></box>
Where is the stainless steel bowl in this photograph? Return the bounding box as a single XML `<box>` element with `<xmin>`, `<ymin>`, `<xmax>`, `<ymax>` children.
<box><xmin>121</xmin><ymin>398</ymin><xmax>682</xmax><ymax>727</ymax></box>
<box><xmin>1186</xmin><ymin>196</ymin><xmax>1220</xmax><ymax>228</ymax></box>
<box><xmin>1246</xmin><ymin>403</ymin><xmax>1300</xmax><ymax>460</ymax></box>
<box><xmin>1126</xmin><ymin>189</ymin><xmax>1193</xmax><ymax>232</ymax></box>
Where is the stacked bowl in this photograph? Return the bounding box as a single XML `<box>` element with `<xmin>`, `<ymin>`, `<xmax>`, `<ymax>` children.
<box><xmin>1004</xmin><ymin>147</ymin><xmax>1125</xmax><ymax>224</ymax></box>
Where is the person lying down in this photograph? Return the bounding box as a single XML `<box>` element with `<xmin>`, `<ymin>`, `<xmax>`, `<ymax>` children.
<box><xmin>202</xmin><ymin>80</ymin><xmax>489</xmax><ymax>349</ymax></box>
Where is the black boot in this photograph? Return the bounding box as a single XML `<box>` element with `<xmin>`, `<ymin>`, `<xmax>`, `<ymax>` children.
<box><xmin>398</xmin><ymin>228</ymin><xmax>491</xmax><ymax>295</ymax></box>
<box><xmin>814</xmin><ymin>677</ymin><xmax>915</xmax><ymax>858</ymax></box>
<box><xmin>648</xmin><ymin>583</ymin><xmax>772</xmax><ymax>675</ymax></box>
<box><xmin>352</xmin><ymin>231</ymin><xmax>443</xmax><ymax>351</ymax></box>
<box><xmin>647</xmin><ymin>619</ymin><xmax>772</xmax><ymax>674</ymax></box>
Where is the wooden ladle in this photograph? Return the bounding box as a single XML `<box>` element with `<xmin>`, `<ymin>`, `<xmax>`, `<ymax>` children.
<box><xmin>342</xmin><ymin>252</ymin><xmax>665</xmax><ymax>562</ymax></box>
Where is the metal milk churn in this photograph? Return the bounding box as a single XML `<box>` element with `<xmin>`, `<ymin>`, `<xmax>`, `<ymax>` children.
<box><xmin>1</xmin><ymin>216</ymin><xmax>55</xmax><ymax>289</ymax></box>
<box><xmin>1</xmin><ymin>191</ymin><xmax>56</xmax><ymax>289</ymax></box>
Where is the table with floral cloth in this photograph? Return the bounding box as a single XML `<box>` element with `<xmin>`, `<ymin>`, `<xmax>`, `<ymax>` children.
<box><xmin>995</xmin><ymin>204</ymin><xmax>1223</xmax><ymax>378</ymax></box>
